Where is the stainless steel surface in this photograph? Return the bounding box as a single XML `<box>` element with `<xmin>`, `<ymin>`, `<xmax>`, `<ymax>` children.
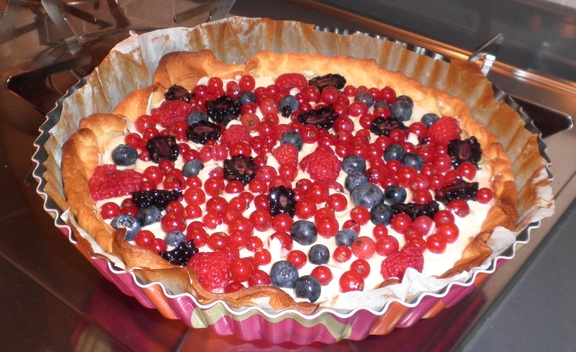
<box><xmin>2</xmin><ymin>0</ymin><xmax>576</xmax><ymax>350</ymax></box>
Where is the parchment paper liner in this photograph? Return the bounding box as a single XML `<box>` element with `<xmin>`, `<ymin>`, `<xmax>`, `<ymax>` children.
<box><xmin>37</xmin><ymin>15</ymin><xmax>554</xmax><ymax>328</ymax></box>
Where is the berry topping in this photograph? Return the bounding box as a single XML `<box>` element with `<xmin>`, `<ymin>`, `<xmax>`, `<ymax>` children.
<box><xmin>89</xmin><ymin>165</ymin><xmax>144</xmax><ymax>201</ymax></box>
<box><xmin>164</xmin><ymin>231</ymin><xmax>186</xmax><ymax>247</ymax></box>
<box><xmin>384</xmin><ymin>185</ymin><xmax>407</xmax><ymax>205</ymax></box>
<box><xmin>275</xmin><ymin>73</ymin><xmax>308</xmax><ymax>91</ymax></box>
<box><xmin>186</xmin><ymin>120</ymin><xmax>222</xmax><ymax>144</ymax></box>
<box><xmin>342</xmin><ymin>154</ymin><xmax>367</xmax><ymax>175</ymax></box>
<box><xmin>345</xmin><ymin>172</ymin><xmax>368</xmax><ymax>192</ymax></box>
<box><xmin>448</xmin><ymin>136</ymin><xmax>482</xmax><ymax>168</ymax></box>
<box><xmin>308</xmin><ymin>73</ymin><xmax>346</xmax><ymax>91</ymax></box>
<box><xmin>280</xmin><ymin>130</ymin><xmax>304</xmax><ymax>151</ymax></box>
<box><xmin>220</xmin><ymin>124</ymin><xmax>252</xmax><ymax>147</ymax></box>
<box><xmin>370</xmin><ymin>116</ymin><xmax>408</xmax><ymax>136</ymax></box>
<box><xmin>391</xmin><ymin>99</ymin><xmax>412</xmax><ymax>121</ymax></box>
<box><xmin>421</xmin><ymin>112</ymin><xmax>439</xmax><ymax>127</ymax></box>
<box><xmin>164</xmin><ymin>85</ymin><xmax>192</xmax><ymax>102</ymax></box>
<box><xmin>272</xmin><ymin>143</ymin><xmax>299</xmax><ymax>167</ymax></box>
<box><xmin>146</xmin><ymin>135</ymin><xmax>179</xmax><ymax>163</ymax></box>
<box><xmin>434</xmin><ymin>179</ymin><xmax>479</xmax><ymax>205</ymax></box>
<box><xmin>223</xmin><ymin>155</ymin><xmax>258</xmax><ymax>185</ymax></box>
<box><xmin>294</xmin><ymin>275</ymin><xmax>322</xmax><ymax>302</ymax></box>
<box><xmin>291</xmin><ymin>220</ymin><xmax>318</xmax><ymax>245</ymax></box>
<box><xmin>110</xmin><ymin>214</ymin><xmax>141</xmax><ymax>241</ymax></box>
<box><xmin>270</xmin><ymin>260</ymin><xmax>299</xmax><ymax>288</ymax></box>
<box><xmin>279</xmin><ymin>95</ymin><xmax>299</xmax><ymax>117</ymax></box>
<box><xmin>111</xmin><ymin>144</ymin><xmax>138</xmax><ymax>166</ymax></box>
<box><xmin>299</xmin><ymin>149</ymin><xmax>341</xmax><ymax>183</ymax></box>
<box><xmin>268</xmin><ymin>185</ymin><xmax>297</xmax><ymax>217</ymax></box>
<box><xmin>350</xmin><ymin>182</ymin><xmax>384</xmax><ymax>209</ymax></box>
<box><xmin>370</xmin><ymin>203</ymin><xmax>393</xmax><ymax>225</ymax></box>
<box><xmin>182</xmin><ymin>159</ymin><xmax>204</xmax><ymax>177</ymax></box>
<box><xmin>427</xmin><ymin>116</ymin><xmax>461</xmax><ymax>146</ymax></box>
<box><xmin>335</xmin><ymin>228</ymin><xmax>359</xmax><ymax>247</ymax></box>
<box><xmin>132</xmin><ymin>189</ymin><xmax>182</xmax><ymax>211</ymax></box>
<box><xmin>206</xmin><ymin>95</ymin><xmax>241</xmax><ymax>125</ymax></box>
<box><xmin>380</xmin><ymin>245</ymin><xmax>424</xmax><ymax>281</ymax></box>
<box><xmin>391</xmin><ymin>201</ymin><xmax>440</xmax><ymax>220</ymax></box>
<box><xmin>308</xmin><ymin>244</ymin><xmax>330</xmax><ymax>264</ymax></box>
<box><xmin>298</xmin><ymin>105</ymin><xmax>339</xmax><ymax>130</ymax></box>
<box><xmin>188</xmin><ymin>251</ymin><xmax>234</xmax><ymax>291</ymax></box>
<box><xmin>160</xmin><ymin>239</ymin><xmax>199</xmax><ymax>266</ymax></box>
<box><xmin>136</xmin><ymin>205</ymin><xmax>162</xmax><ymax>226</ymax></box>
<box><xmin>187</xmin><ymin>110</ymin><xmax>209</xmax><ymax>125</ymax></box>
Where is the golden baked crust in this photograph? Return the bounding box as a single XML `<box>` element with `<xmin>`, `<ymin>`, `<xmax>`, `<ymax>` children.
<box><xmin>62</xmin><ymin>50</ymin><xmax>518</xmax><ymax>312</ymax></box>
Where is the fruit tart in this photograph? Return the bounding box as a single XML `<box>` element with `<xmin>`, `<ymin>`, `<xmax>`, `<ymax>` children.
<box><xmin>61</xmin><ymin>50</ymin><xmax>518</xmax><ymax>314</ymax></box>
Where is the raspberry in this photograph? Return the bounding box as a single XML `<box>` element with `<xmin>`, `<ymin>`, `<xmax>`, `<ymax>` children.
<box><xmin>380</xmin><ymin>245</ymin><xmax>424</xmax><ymax>281</ymax></box>
<box><xmin>89</xmin><ymin>165</ymin><xmax>143</xmax><ymax>201</ymax></box>
<box><xmin>275</xmin><ymin>73</ymin><xmax>308</xmax><ymax>91</ymax></box>
<box><xmin>299</xmin><ymin>149</ymin><xmax>342</xmax><ymax>183</ymax></box>
<box><xmin>188</xmin><ymin>251</ymin><xmax>234</xmax><ymax>291</ymax></box>
<box><xmin>150</xmin><ymin>100</ymin><xmax>193</xmax><ymax>128</ymax></box>
<box><xmin>426</xmin><ymin>116</ymin><xmax>461</xmax><ymax>147</ymax></box>
<box><xmin>220</xmin><ymin>124</ymin><xmax>252</xmax><ymax>147</ymax></box>
<box><xmin>272</xmin><ymin>143</ymin><xmax>298</xmax><ymax>166</ymax></box>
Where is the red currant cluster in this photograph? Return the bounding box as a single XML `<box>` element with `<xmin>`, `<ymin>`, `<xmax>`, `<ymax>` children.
<box><xmin>94</xmin><ymin>72</ymin><xmax>496</xmax><ymax>295</ymax></box>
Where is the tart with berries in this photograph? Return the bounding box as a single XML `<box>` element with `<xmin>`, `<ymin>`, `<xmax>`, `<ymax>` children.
<box><xmin>62</xmin><ymin>50</ymin><xmax>517</xmax><ymax>313</ymax></box>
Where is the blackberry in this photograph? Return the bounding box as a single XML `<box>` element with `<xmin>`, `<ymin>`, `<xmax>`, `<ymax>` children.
<box><xmin>370</xmin><ymin>116</ymin><xmax>407</xmax><ymax>136</ymax></box>
<box><xmin>160</xmin><ymin>240</ymin><xmax>199</xmax><ymax>266</ymax></box>
<box><xmin>434</xmin><ymin>179</ymin><xmax>479</xmax><ymax>205</ymax></box>
<box><xmin>146</xmin><ymin>135</ymin><xmax>179</xmax><ymax>163</ymax></box>
<box><xmin>448</xmin><ymin>136</ymin><xmax>482</xmax><ymax>168</ymax></box>
<box><xmin>186</xmin><ymin>120</ymin><xmax>222</xmax><ymax>144</ymax></box>
<box><xmin>132</xmin><ymin>189</ymin><xmax>182</xmax><ymax>211</ymax></box>
<box><xmin>298</xmin><ymin>105</ymin><xmax>339</xmax><ymax>129</ymax></box>
<box><xmin>205</xmin><ymin>95</ymin><xmax>241</xmax><ymax>124</ymax></box>
<box><xmin>391</xmin><ymin>201</ymin><xmax>440</xmax><ymax>220</ymax></box>
<box><xmin>223</xmin><ymin>155</ymin><xmax>258</xmax><ymax>185</ymax></box>
<box><xmin>164</xmin><ymin>85</ymin><xmax>192</xmax><ymax>102</ymax></box>
<box><xmin>308</xmin><ymin>73</ymin><xmax>346</xmax><ymax>91</ymax></box>
<box><xmin>268</xmin><ymin>185</ymin><xmax>297</xmax><ymax>217</ymax></box>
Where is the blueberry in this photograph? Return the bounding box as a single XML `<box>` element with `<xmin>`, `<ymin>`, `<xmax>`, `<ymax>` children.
<box><xmin>270</xmin><ymin>261</ymin><xmax>299</xmax><ymax>288</ymax></box>
<box><xmin>281</xmin><ymin>130</ymin><xmax>304</xmax><ymax>151</ymax></box>
<box><xmin>239</xmin><ymin>91</ymin><xmax>257</xmax><ymax>105</ymax></box>
<box><xmin>187</xmin><ymin>110</ymin><xmax>208</xmax><ymax>125</ymax></box>
<box><xmin>421</xmin><ymin>113</ymin><xmax>439</xmax><ymax>127</ymax></box>
<box><xmin>345</xmin><ymin>172</ymin><xmax>368</xmax><ymax>192</ymax></box>
<box><xmin>384</xmin><ymin>143</ymin><xmax>405</xmax><ymax>162</ymax></box>
<box><xmin>137</xmin><ymin>205</ymin><xmax>161</xmax><ymax>226</ymax></box>
<box><xmin>374</xmin><ymin>100</ymin><xmax>391</xmax><ymax>109</ymax></box>
<box><xmin>111</xmin><ymin>144</ymin><xmax>138</xmax><ymax>166</ymax></box>
<box><xmin>396</xmin><ymin>95</ymin><xmax>414</xmax><ymax>108</ymax></box>
<box><xmin>391</xmin><ymin>99</ymin><xmax>412</xmax><ymax>121</ymax></box>
<box><xmin>342</xmin><ymin>154</ymin><xmax>367</xmax><ymax>175</ymax></box>
<box><xmin>308</xmin><ymin>244</ymin><xmax>330</xmax><ymax>264</ymax></box>
<box><xmin>400</xmin><ymin>152</ymin><xmax>425</xmax><ymax>170</ymax></box>
<box><xmin>293</xmin><ymin>275</ymin><xmax>321</xmax><ymax>303</ymax></box>
<box><xmin>279</xmin><ymin>95</ymin><xmax>299</xmax><ymax>117</ymax></box>
<box><xmin>110</xmin><ymin>214</ymin><xmax>141</xmax><ymax>241</ymax></box>
<box><xmin>183</xmin><ymin>159</ymin><xmax>204</xmax><ymax>177</ymax></box>
<box><xmin>290</xmin><ymin>220</ymin><xmax>317</xmax><ymax>245</ymax></box>
<box><xmin>335</xmin><ymin>228</ymin><xmax>358</xmax><ymax>247</ymax></box>
<box><xmin>384</xmin><ymin>185</ymin><xmax>407</xmax><ymax>205</ymax></box>
<box><xmin>354</xmin><ymin>91</ymin><xmax>375</xmax><ymax>108</ymax></box>
<box><xmin>370</xmin><ymin>203</ymin><xmax>393</xmax><ymax>225</ymax></box>
<box><xmin>165</xmin><ymin>231</ymin><xmax>186</xmax><ymax>247</ymax></box>
<box><xmin>351</xmin><ymin>182</ymin><xmax>384</xmax><ymax>209</ymax></box>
